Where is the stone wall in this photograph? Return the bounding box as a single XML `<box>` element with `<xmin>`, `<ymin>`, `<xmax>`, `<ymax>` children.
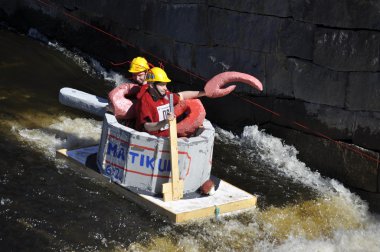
<box><xmin>1</xmin><ymin>0</ymin><xmax>380</xmax><ymax>211</ymax></box>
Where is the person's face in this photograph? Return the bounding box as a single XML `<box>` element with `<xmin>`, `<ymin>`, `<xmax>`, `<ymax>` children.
<box><xmin>155</xmin><ymin>83</ymin><xmax>168</xmax><ymax>95</ymax></box>
<box><xmin>132</xmin><ymin>71</ymin><xmax>147</xmax><ymax>85</ymax></box>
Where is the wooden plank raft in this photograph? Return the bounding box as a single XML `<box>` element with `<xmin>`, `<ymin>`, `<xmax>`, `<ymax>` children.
<box><xmin>57</xmin><ymin>146</ymin><xmax>257</xmax><ymax>223</ymax></box>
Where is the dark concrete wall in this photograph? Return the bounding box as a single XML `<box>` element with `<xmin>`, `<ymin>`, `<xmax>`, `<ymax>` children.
<box><xmin>1</xmin><ymin>0</ymin><xmax>380</xmax><ymax>211</ymax></box>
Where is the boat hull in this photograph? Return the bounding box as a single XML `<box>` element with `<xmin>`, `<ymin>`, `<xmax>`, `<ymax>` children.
<box><xmin>97</xmin><ymin>113</ymin><xmax>215</xmax><ymax>194</ymax></box>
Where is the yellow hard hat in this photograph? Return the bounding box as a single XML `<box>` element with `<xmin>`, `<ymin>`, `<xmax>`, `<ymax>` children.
<box><xmin>146</xmin><ymin>67</ymin><xmax>171</xmax><ymax>83</ymax></box>
<box><xmin>128</xmin><ymin>57</ymin><xmax>150</xmax><ymax>73</ymax></box>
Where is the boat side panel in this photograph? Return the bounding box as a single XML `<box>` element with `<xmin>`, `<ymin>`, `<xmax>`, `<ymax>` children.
<box><xmin>97</xmin><ymin>113</ymin><xmax>215</xmax><ymax>194</ymax></box>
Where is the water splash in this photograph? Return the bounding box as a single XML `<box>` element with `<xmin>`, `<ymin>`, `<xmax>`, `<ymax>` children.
<box><xmin>48</xmin><ymin>41</ymin><xmax>127</xmax><ymax>87</ymax></box>
<box><xmin>266</xmin><ymin>222</ymin><xmax>380</xmax><ymax>252</ymax></box>
<box><xmin>89</xmin><ymin>58</ymin><xmax>128</xmax><ymax>86</ymax></box>
<box><xmin>13</xmin><ymin>115</ymin><xmax>101</xmax><ymax>159</ymax></box>
<box><xmin>238</xmin><ymin>125</ymin><xmax>369</xmax><ymax>221</ymax></box>
<box><xmin>246</xmin><ymin>126</ymin><xmax>328</xmax><ymax>188</ymax></box>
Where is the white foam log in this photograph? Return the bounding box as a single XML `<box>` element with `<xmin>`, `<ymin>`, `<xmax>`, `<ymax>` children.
<box><xmin>59</xmin><ymin>87</ymin><xmax>108</xmax><ymax>117</ymax></box>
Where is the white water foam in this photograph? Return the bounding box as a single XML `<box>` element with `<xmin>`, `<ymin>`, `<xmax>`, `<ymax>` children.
<box><xmin>270</xmin><ymin>210</ymin><xmax>380</xmax><ymax>250</ymax></box>
<box><xmin>1</xmin><ymin>198</ymin><xmax>12</xmax><ymax>206</ymax></box>
<box><xmin>240</xmin><ymin>126</ymin><xmax>368</xmax><ymax>219</ymax></box>
<box><xmin>213</xmin><ymin>125</ymin><xmax>380</xmax><ymax>251</ymax></box>
<box><xmin>14</xmin><ymin>116</ymin><xmax>101</xmax><ymax>160</ymax></box>
<box><xmin>260</xmin><ymin>222</ymin><xmax>380</xmax><ymax>252</ymax></box>
<box><xmin>89</xmin><ymin>58</ymin><xmax>128</xmax><ymax>86</ymax></box>
<box><xmin>217</xmin><ymin>126</ymin><xmax>367</xmax><ymax>202</ymax></box>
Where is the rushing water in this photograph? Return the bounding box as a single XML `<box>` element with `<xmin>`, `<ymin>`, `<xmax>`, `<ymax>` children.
<box><xmin>1</xmin><ymin>28</ymin><xmax>380</xmax><ymax>251</ymax></box>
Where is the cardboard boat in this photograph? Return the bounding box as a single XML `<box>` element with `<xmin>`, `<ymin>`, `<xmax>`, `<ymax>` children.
<box><xmin>58</xmin><ymin>87</ymin><xmax>257</xmax><ymax>223</ymax></box>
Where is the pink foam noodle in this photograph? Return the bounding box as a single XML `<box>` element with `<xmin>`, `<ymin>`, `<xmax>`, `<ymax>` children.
<box><xmin>108</xmin><ymin>83</ymin><xmax>141</xmax><ymax>120</ymax></box>
<box><xmin>204</xmin><ymin>71</ymin><xmax>263</xmax><ymax>98</ymax></box>
<box><xmin>177</xmin><ymin>99</ymin><xmax>206</xmax><ymax>137</ymax></box>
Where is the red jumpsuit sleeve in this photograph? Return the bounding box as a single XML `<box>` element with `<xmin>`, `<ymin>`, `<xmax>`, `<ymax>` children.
<box><xmin>173</xmin><ymin>92</ymin><xmax>180</xmax><ymax>105</ymax></box>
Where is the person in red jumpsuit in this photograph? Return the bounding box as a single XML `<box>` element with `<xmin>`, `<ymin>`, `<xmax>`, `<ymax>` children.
<box><xmin>106</xmin><ymin>56</ymin><xmax>150</xmax><ymax>125</ymax></box>
<box><xmin>127</xmin><ymin>56</ymin><xmax>150</xmax><ymax>85</ymax></box>
<box><xmin>135</xmin><ymin>67</ymin><xmax>205</xmax><ymax>137</ymax></box>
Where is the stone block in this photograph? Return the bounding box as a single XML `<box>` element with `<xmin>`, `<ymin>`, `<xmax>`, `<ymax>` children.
<box><xmin>290</xmin><ymin>0</ymin><xmax>380</xmax><ymax>30</ymax></box>
<box><xmin>249</xmin><ymin>97</ymin><xmax>275</xmax><ymax>125</ymax></box>
<box><xmin>340</xmin><ymin>144</ymin><xmax>379</xmax><ymax>193</ymax></box>
<box><xmin>353</xmin><ymin>112</ymin><xmax>380</xmax><ymax>152</ymax></box>
<box><xmin>193</xmin><ymin>45</ymin><xmax>265</xmax><ymax>95</ymax></box>
<box><xmin>313</xmin><ymin>28</ymin><xmax>380</xmax><ymax>71</ymax></box>
<box><xmin>288</xmin><ymin>0</ymin><xmax>314</xmax><ymax>23</ymax></box>
<box><xmin>127</xmin><ymin>31</ymin><xmax>174</xmax><ymax>65</ymax></box>
<box><xmin>143</xmin><ymin>2</ymin><xmax>208</xmax><ymax>45</ymax></box>
<box><xmin>316</xmin><ymin>0</ymin><xmax>380</xmax><ymax>30</ymax></box>
<box><xmin>0</xmin><ymin>8</ymin><xmax>5</xmax><ymax>19</ymax></box>
<box><xmin>271</xmin><ymin>99</ymin><xmax>355</xmax><ymax>140</ymax></box>
<box><xmin>303</xmin><ymin>104</ymin><xmax>355</xmax><ymax>139</ymax></box>
<box><xmin>208</xmin><ymin>7</ymin><xmax>282</xmax><ymax>53</ymax></box>
<box><xmin>347</xmin><ymin>72</ymin><xmax>380</xmax><ymax>111</ymax></box>
<box><xmin>171</xmin><ymin>0</ymin><xmax>206</xmax><ymax>3</ymax></box>
<box><xmin>173</xmin><ymin>41</ymin><xmax>193</xmax><ymax>72</ymax></box>
<box><xmin>71</xmin><ymin>1</ymin><xmax>145</xmax><ymax>30</ymax></box>
<box><xmin>279</xmin><ymin>20</ymin><xmax>315</xmax><ymax>60</ymax></box>
<box><xmin>0</xmin><ymin>0</ymin><xmax>18</xmax><ymax>15</ymax></box>
<box><xmin>107</xmin><ymin>1</ymin><xmax>144</xmax><ymax>30</ymax></box>
<box><xmin>265</xmin><ymin>54</ymin><xmax>294</xmax><ymax>98</ymax></box>
<box><xmin>289</xmin><ymin>58</ymin><xmax>347</xmax><ymax>107</ymax></box>
<box><xmin>208</xmin><ymin>0</ymin><xmax>291</xmax><ymax>17</ymax></box>
<box><xmin>202</xmin><ymin>94</ymin><xmax>271</xmax><ymax>132</ymax></box>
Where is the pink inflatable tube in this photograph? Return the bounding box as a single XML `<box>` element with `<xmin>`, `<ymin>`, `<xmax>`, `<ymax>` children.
<box><xmin>108</xmin><ymin>83</ymin><xmax>140</xmax><ymax>120</ymax></box>
<box><xmin>204</xmin><ymin>71</ymin><xmax>263</xmax><ymax>98</ymax></box>
<box><xmin>176</xmin><ymin>99</ymin><xmax>206</xmax><ymax>137</ymax></box>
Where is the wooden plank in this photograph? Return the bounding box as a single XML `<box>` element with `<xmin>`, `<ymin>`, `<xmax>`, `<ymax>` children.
<box><xmin>175</xmin><ymin>197</ymin><xmax>257</xmax><ymax>223</ymax></box>
<box><xmin>148</xmin><ymin>179</ymin><xmax>257</xmax><ymax>223</ymax></box>
<box><xmin>162</xmin><ymin>180</ymin><xmax>184</xmax><ymax>194</ymax></box>
<box><xmin>56</xmin><ymin>147</ymin><xmax>257</xmax><ymax>223</ymax></box>
<box><xmin>169</xmin><ymin>117</ymin><xmax>182</xmax><ymax>201</ymax></box>
<box><xmin>162</xmin><ymin>115</ymin><xmax>184</xmax><ymax>201</ymax></box>
<box><xmin>57</xmin><ymin>148</ymin><xmax>68</xmax><ymax>156</ymax></box>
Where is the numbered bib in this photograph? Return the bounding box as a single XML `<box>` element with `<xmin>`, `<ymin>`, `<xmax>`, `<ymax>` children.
<box><xmin>156</xmin><ymin>104</ymin><xmax>170</xmax><ymax>131</ymax></box>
